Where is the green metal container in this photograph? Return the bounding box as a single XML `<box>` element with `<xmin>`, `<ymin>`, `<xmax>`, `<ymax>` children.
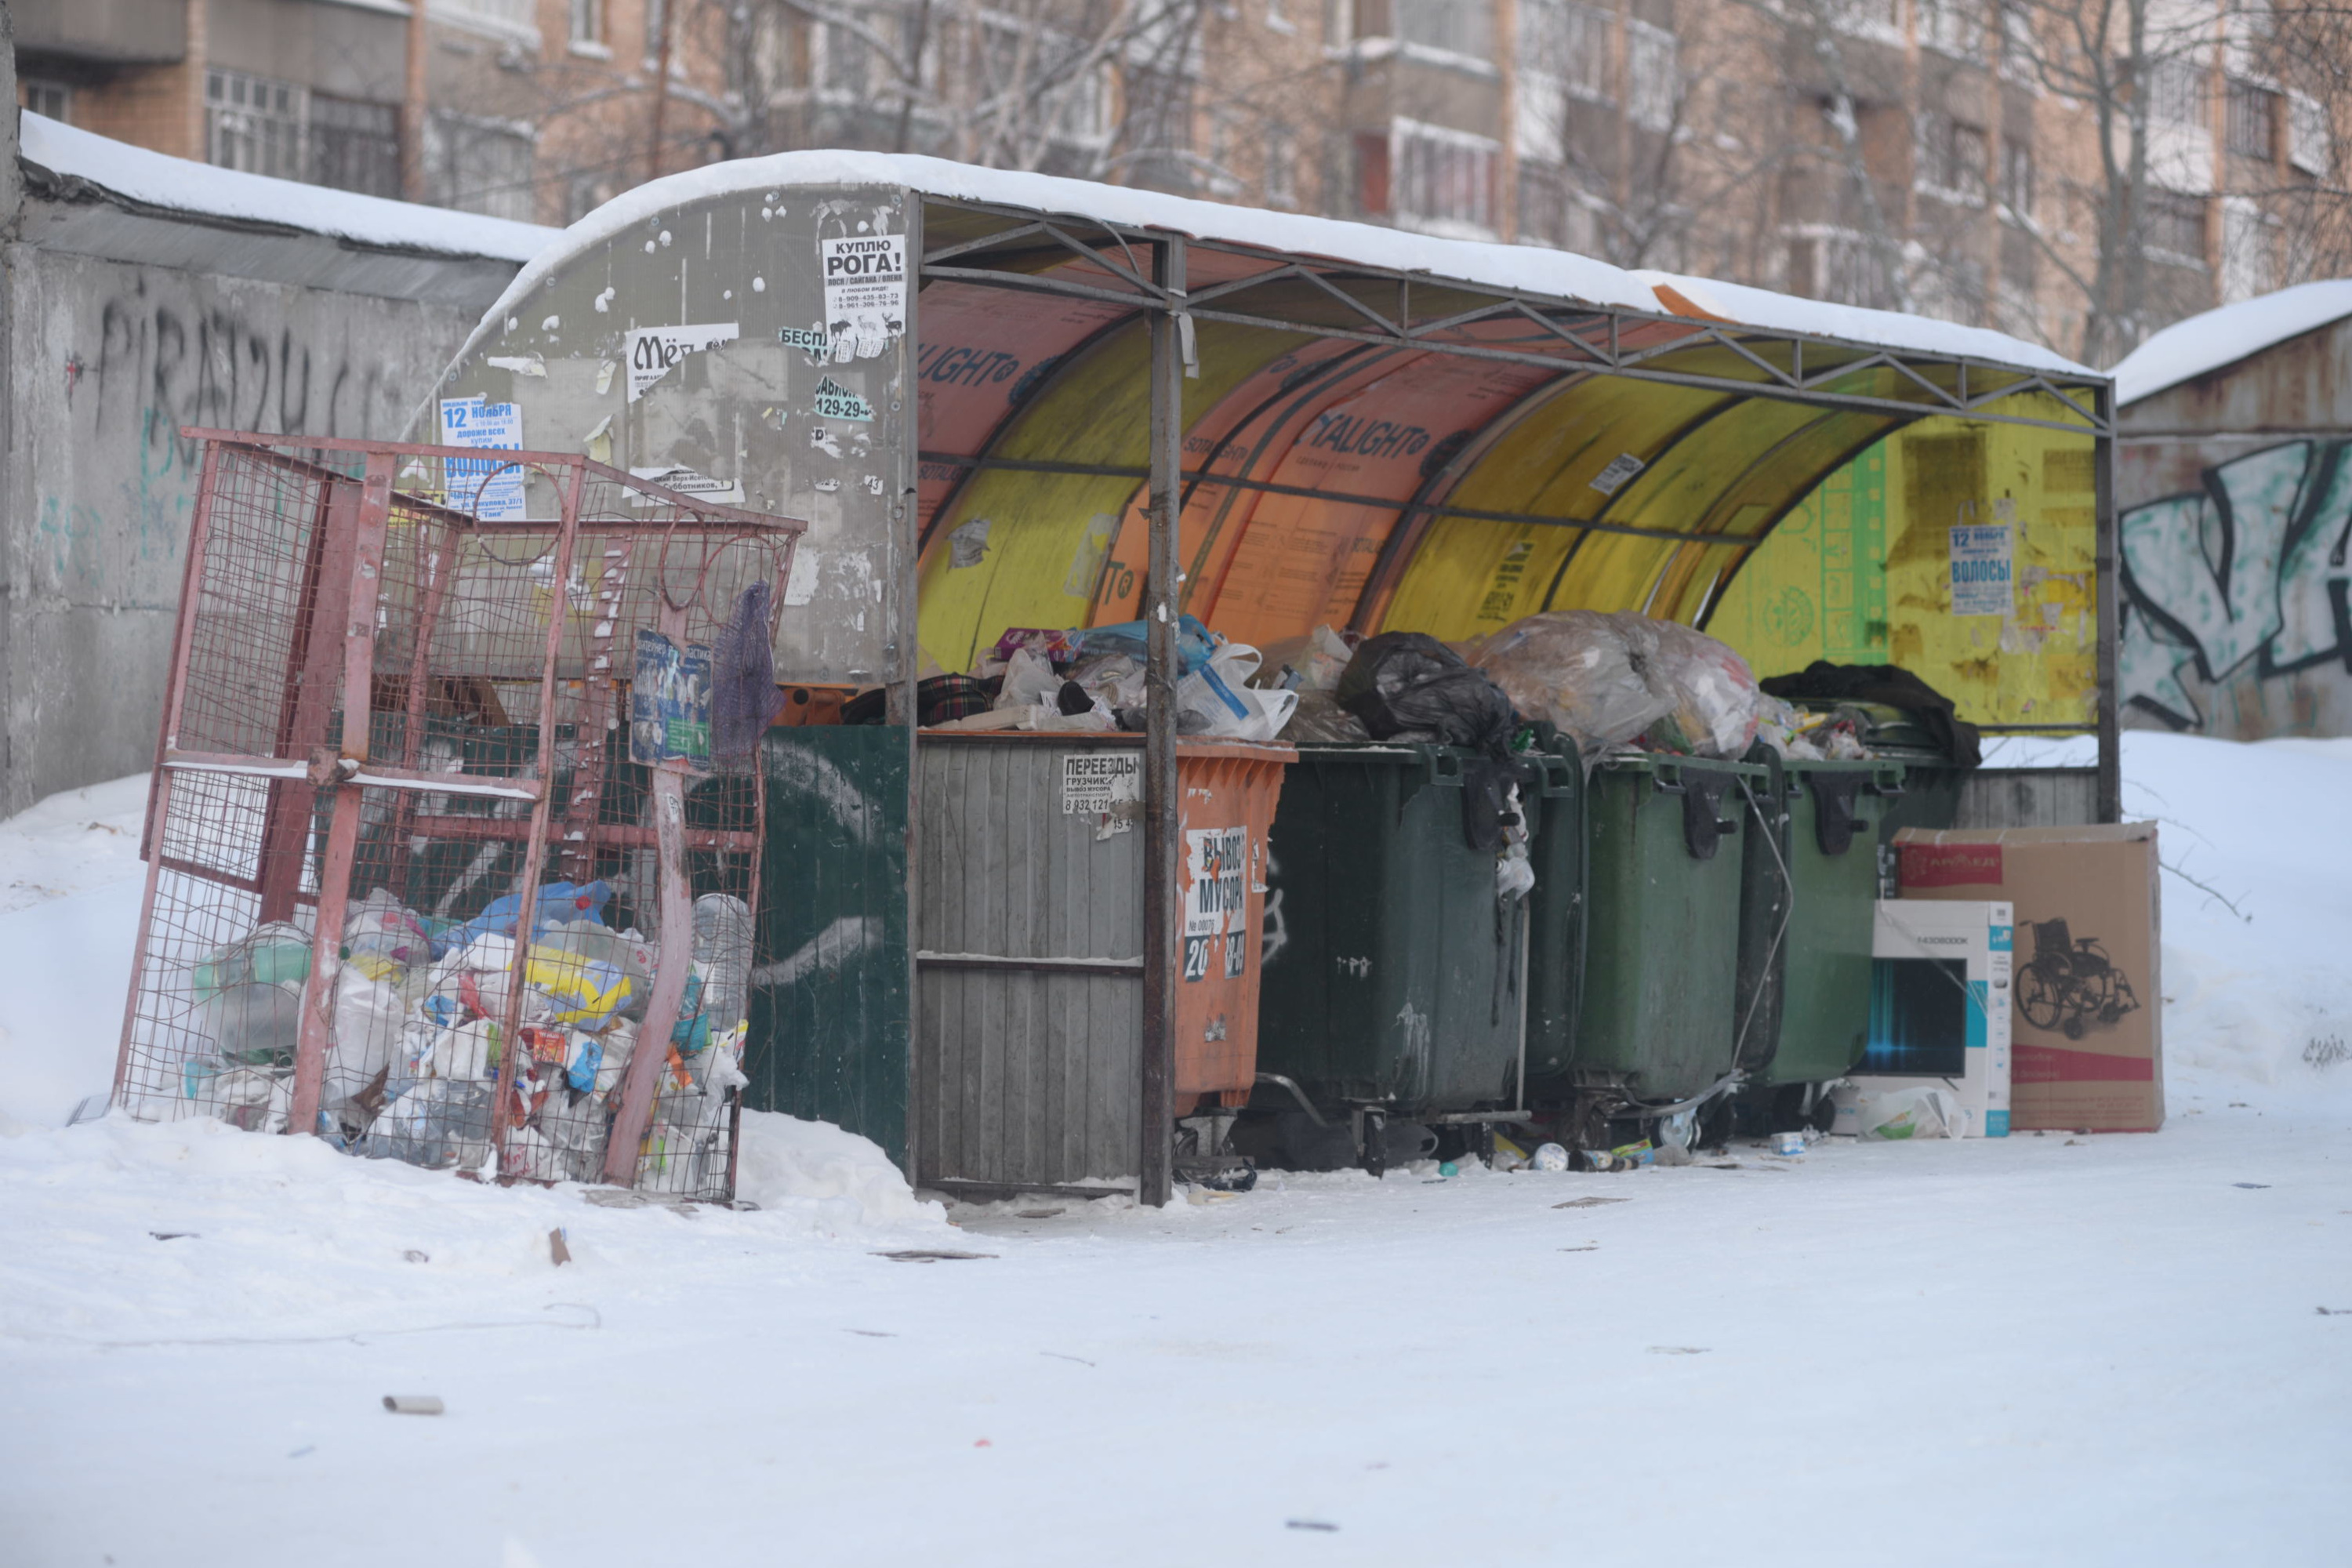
<box><xmin>745</xmin><ymin>725</ymin><xmax>912</xmax><ymax>1170</ymax></box>
<box><xmin>1736</xmin><ymin>758</ymin><xmax>1904</xmax><ymax>1087</ymax></box>
<box><xmin>1542</xmin><ymin>753</ymin><xmax>1766</xmax><ymax>1105</ymax></box>
<box><xmin>1255</xmin><ymin>745</ymin><xmax>1533</xmax><ymax>1113</ymax></box>
<box><xmin>1523</xmin><ymin>750</ymin><xmax>1588</xmax><ymax>1088</ymax></box>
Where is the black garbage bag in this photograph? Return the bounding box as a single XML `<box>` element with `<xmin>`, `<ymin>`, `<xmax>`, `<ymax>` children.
<box><xmin>1336</xmin><ymin>633</ymin><xmax>1531</xmax><ymax>851</ymax></box>
<box><xmin>1758</xmin><ymin>661</ymin><xmax>1982</xmax><ymax>768</ymax></box>
<box><xmin>1335</xmin><ymin>633</ymin><xmax>1516</xmax><ymax>753</ymax></box>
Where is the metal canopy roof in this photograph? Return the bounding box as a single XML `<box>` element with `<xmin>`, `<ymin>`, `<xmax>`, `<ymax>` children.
<box><xmin>903</xmin><ymin>189</ymin><xmax>2110</xmax><ymax>736</ymax></box>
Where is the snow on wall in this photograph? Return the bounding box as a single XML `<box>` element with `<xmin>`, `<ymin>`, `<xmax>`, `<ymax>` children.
<box><xmin>17</xmin><ymin>113</ymin><xmax>557</xmax><ymax>264</ymax></box>
<box><xmin>2111</xmin><ymin>280</ymin><xmax>2352</xmax><ymax>407</ymax></box>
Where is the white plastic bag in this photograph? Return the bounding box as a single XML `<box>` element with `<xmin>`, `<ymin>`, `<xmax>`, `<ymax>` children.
<box><xmin>1178</xmin><ymin>643</ymin><xmax>1298</xmax><ymax>741</ymax></box>
<box><xmin>327</xmin><ymin>967</ymin><xmax>405</xmax><ymax>1104</ymax></box>
<box><xmin>1855</xmin><ymin>1085</ymin><xmax>1965</xmax><ymax>1140</ymax></box>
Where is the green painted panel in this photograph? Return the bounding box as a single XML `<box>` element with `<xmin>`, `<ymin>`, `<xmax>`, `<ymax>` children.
<box><xmin>746</xmin><ymin>726</ymin><xmax>912</xmax><ymax>1171</ymax></box>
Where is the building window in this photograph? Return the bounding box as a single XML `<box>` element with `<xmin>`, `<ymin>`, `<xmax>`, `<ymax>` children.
<box><xmin>1399</xmin><ymin>0</ymin><xmax>1494</xmax><ymax>64</ymax></box>
<box><xmin>2221</xmin><ymin>197</ymin><xmax>2278</xmax><ymax>301</ymax></box>
<box><xmin>206</xmin><ymin>69</ymin><xmax>309</xmax><ymax>182</ymax></box>
<box><xmin>2145</xmin><ymin>188</ymin><xmax>2208</xmax><ymax>263</ymax></box>
<box><xmin>816</xmin><ymin>22</ymin><xmax>872</xmax><ymax>96</ymax></box>
<box><xmin>1393</xmin><ymin>118</ymin><xmax>1498</xmax><ymax>235</ymax></box>
<box><xmin>1520</xmin><ymin>0</ymin><xmax>1610</xmax><ymax>102</ymax></box>
<box><xmin>2289</xmin><ymin>91</ymin><xmax>2332</xmax><ymax>176</ymax></box>
<box><xmin>1917</xmin><ymin>114</ymin><xmax>1988</xmax><ymax>204</ymax></box>
<box><xmin>310</xmin><ymin>96</ymin><xmax>402</xmax><ymax>199</ymax></box>
<box><xmin>1626</xmin><ymin>21</ymin><xmax>1678</xmax><ymax>133</ymax></box>
<box><xmin>1918</xmin><ymin>0</ymin><xmax>1980</xmax><ymax>58</ymax></box>
<box><xmin>1265</xmin><ymin>122</ymin><xmax>1299</xmax><ymax>205</ymax></box>
<box><xmin>2144</xmin><ymin>53</ymin><xmax>2209</xmax><ymax>127</ymax></box>
<box><xmin>2227</xmin><ymin>78</ymin><xmax>2280</xmax><ymax>162</ymax></box>
<box><xmin>21</xmin><ymin>79</ymin><xmax>73</xmax><ymax>123</ymax></box>
<box><xmin>426</xmin><ymin>112</ymin><xmax>539</xmax><ymax>223</ymax></box>
<box><xmin>569</xmin><ymin>0</ymin><xmax>606</xmax><ymax>49</ymax></box>
<box><xmin>1999</xmin><ymin>136</ymin><xmax>2032</xmax><ymax>220</ymax></box>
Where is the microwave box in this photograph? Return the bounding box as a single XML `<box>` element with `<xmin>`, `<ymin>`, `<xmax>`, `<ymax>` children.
<box><xmin>1895</xmin><ymin>825</ymin><xmax>2163</xmax><ymax>1134</ymax></box>
<box><xmin>1846</xmin><ymin>899</ymin><xmax>2013</xmax><ymax>1138</ymax></box>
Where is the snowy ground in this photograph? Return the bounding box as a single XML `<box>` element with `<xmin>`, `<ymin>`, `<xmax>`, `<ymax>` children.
<box><xmin>4</xmin><ymin>736</ymin><xmax>2349</xmax><ymax>1566</ymax></box>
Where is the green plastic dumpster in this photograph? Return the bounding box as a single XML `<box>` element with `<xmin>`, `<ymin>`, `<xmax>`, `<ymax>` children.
<box><xmin>1734</xmin><ymin>757</ymin><xmax>1905</xmax><ymax>1088</ymax></box>
<box><xmin>1256</xmin><ymin>745</ymin><xmax>1534</xmax><ymax>1117</ymax></box>
<box><xmin>1522</xmin><ymin>749</ymin><xmax>1587</xmax><ymax>1088</ymax></box>
<box><xmin>1532</xmin><ymin>752</ymin><xmax>1766</xmax><ymax>1105</ymax></box>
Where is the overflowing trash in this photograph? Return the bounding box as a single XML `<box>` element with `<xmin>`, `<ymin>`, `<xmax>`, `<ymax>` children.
<box><xmin>1471</xmin><ymin>610</ymin><xmax>1762</xmax><ymax>764</ymax></box>
<box><xmin>176</xmin><ymin>880</ymin><xmax>756</xmax><ymax>1186</ymax></box>
<box><xmin>925</xmin><ymin>615</ymin><xmax>1298</xmax><ymax>741</ymax></box>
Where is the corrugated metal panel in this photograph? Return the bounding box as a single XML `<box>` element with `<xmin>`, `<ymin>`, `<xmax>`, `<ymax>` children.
<box><xmin>916</xmin><ymin>736</ymin><xmax>1145</xmax><ymax>1190</ymax></box>
<box><xmin>1954</xmin><ymin>768</ymin><xmax>2100</xmax><ymax>829</ymax></box>
<box><xmin>746</xmin><ymin>726</ymin><xmax>912</xmax><ymax>1171</ymax></box>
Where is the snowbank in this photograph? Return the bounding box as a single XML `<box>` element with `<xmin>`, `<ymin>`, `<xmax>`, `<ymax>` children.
<box><xmin>2111</xmin><ymin>279</ymin><xmax>2352</xmax><ymax>405</ymax></box>
<box><xmin>736</xmin><ymin>1110</ymin><xmax>943</xmax><ymax>1230</ymax></box>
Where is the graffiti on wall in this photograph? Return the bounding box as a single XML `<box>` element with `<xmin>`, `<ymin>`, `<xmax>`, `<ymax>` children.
<box><xmin>2120</xmin><ymin>440</ymin><xmax>2352</xmax><ymax>730</ymax></box>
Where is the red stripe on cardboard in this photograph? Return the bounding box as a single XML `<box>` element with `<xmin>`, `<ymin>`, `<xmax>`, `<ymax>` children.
<box><xmin>1900</xmin><ymin>842</ymin><xmax>2004</xmax><ymax>888</ymax></box>
<box><xmin>2013</xmin><ymin>1043</ymin><xmax>2157</xmax><ymax>1084</ymax></box>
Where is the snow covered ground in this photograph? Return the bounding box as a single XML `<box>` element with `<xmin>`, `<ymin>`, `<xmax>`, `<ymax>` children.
<box><xmin>4</xmin><ymin>736</ymin><xmax>2349</xmax><ymax>1566</ymax></box>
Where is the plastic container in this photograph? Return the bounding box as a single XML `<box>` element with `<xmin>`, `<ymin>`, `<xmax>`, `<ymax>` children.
<box><xmin>1255</xmin><ymin>744</ymin><xmax>1534</xmax><ymax>1117</ymax></box>
<box><xmin>1737</xmin><ymin>758</ymin><xmax>1905</xmax><ymax>1087</ymax></box>
<box><xmin>1530</xmin><ymin>752</ymin><xmax>1766</xmax><ymax>1105</ymax></box>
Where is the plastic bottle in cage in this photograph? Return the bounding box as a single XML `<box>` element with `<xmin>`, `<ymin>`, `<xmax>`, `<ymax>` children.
<box><xmin>691</xmin><ymin>894</ymin><xmax>756</xmax><ymax>1031</ymax></box>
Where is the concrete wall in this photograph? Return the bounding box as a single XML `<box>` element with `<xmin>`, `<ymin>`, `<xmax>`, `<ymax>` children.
<box><xmin>0</xmin><ymin>246</ymin><xmax>484</xmax><ymax>813</ymax></box>
<box><xmin>2116</xmin><ymin>317</ymin><xmax>2352</xmax><ymax>739</ymax></box>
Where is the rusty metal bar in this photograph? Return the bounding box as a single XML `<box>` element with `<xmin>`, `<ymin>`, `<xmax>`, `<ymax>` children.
<box><xmin>603</xmin><ymin>597</ymin><xmax>699</xmax><ymax>1186</ymax></box>
<box><xmin>490</xmin><ymin>459</ymin><xmax>592</xmax><ymax>1174</ymax></box>
<box><xmin>289</xmin><ymin>454</ymin><xmax>397</xmax><ymax>1138</ymax></box>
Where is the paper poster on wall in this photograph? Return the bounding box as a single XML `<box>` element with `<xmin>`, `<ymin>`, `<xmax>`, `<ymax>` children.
<box><xmin>1184</xmin><ymin>826</ymin><xmax>1248</xmax><ymax>982</ymax></box>
<box><xmin>438</xmin><ymin>395</ymin><xmax>526</xmax><ymax>521</ymax></box>
<box><xmin>625</xmin><ymin>322</ymin><xmax>739</xmax><ymax>401</ymax></box>
<box><xmin>628</xmin><ymin>465</ymin><xmax>745</xmax><ymax>506</ymax></box>
<box><xmin>820</xmin><ymin>234</ymin><xmax>907</xmax><ymax>360</ymax></box>
<box><xmin>1950</xmin><ymin>522</ymin><xmax>2014</xmax><ymax>616</ymax></box>
<box><xmin>1062</xmin><ymin>751</ymin><xmax>1141</xmax><ymax>839</ymax></box>
<box><xmin>812</xmin><ymin>376</ymin><xmax>874</xmax><ymax>421</ymax></box>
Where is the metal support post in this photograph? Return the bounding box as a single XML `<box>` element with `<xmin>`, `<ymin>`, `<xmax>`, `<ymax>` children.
<box><xmin>2093</xmin><ymin>394</ymin><xmax>2122</xmax><ymax>824</ymax></box>
<box><xmin>1139</xmin><ymin>235</ymin><xmax>1187</xmax><ymax>1208</ymax></box>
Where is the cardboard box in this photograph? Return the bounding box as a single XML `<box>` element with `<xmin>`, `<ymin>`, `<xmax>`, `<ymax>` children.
<box><xmin>1896</xmin><ymin>825</ymin><xmax>2163</xmax><ymax>1133</ymax></box>
<box><xmin>1846</xmin><ymin>900</ymin><xmax>2013</xmax><ymax>1138</ymax></box>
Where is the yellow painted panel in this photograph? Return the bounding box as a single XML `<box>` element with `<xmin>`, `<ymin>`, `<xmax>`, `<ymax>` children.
<box><xmin>1708</xmin><ymin>394</ymin><xmax>2097</xmax><ymax>725</ymax></box>
<box><xmin>913</xmin><ymin>320</ymin><xmax>1301</xmax><ymax>673</ymax></box>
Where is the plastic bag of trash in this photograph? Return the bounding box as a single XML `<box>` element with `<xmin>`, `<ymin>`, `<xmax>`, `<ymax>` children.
<box><xmin>1472</xmin><ymin>612</ymin><xmax>1759</xmax><ymax>763</ymax></box>
<box><xmin>1334</xmin><ymin>632</ymin><xmax>1515</xmax><ymax>753</ymax></box>
<box><xmin>1855</xmin><ymin>1084</ymin><xmax>1965</xmax><ymax>1140</ymax></box>
<box><xmin>1254</xmin><ymin>624</ymin><xmax>1356</xmax><ymax>693</ymax></box>
<box><xmin>1178</xmin><ymin>642</ymin><xmax>1298</xmax><ymax>742</ymax></box>
<box><xmin>1283</xmin><ymin>689</ymin><xmax>1373</xmax><ymax>744</ymax></box>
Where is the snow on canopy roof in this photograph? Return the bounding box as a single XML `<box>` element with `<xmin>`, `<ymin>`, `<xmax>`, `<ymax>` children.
<box><xmin>477</xmin><ymin>148</ymin><xmax>2092</xmax><ymax>379</ymax></box>
<box><xmin>1638</xmin><ymin>271</ymin><xmax>2095</xmax><ymax>379</ymax></box>
<box><xmin>18</xmin><ymin>113</ymin><xmax>557</xmax><ymax>264</ymax></box>
<box><xmin>2111</xmin><ymin>280</ymin><xmax>2352</xmax><ymax>405</ymax></box>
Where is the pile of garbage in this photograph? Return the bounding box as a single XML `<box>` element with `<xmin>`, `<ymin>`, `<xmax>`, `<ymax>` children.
<box><xmin>182</xmin><ymin>880</ymin><xmax>753</xmax><ymax>1186</ymax></box>
<box><xmin>921</xmin><ymin>616</ymin><xmax>1298</xmax><ymax>741</ymax></box>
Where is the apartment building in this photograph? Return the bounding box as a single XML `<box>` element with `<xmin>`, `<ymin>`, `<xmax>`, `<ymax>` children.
<box><xmin>15</xmin><ymin>0</ymin><xmax>2346</xmax><ymax>356</ymax></box>
<box><xmin>10</xmin><ymin>0</ymin><xmax>730</xmax><ymax>225</ymax></box>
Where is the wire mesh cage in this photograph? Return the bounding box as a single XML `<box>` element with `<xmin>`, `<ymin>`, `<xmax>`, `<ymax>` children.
<box><xmin>113</xmin><ymin>432</ymin><xmax>804</xmax><ymax>1201</ymax></box>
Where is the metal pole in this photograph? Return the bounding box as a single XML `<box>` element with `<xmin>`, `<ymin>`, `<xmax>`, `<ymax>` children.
<box><xmin>2094</xmin><ymin>390</ymin><xmax>2122</xmax><ymax>824</ymax></box>
<box><xmin>895</xmin><ymin>199</ymin><xmax>926</xmax><ymax>1186</ymax></box>
<box><xmin>1139</xmin><ymin>235</ymin><xmax>1186</xmax><ymax>1209</ymax></box>
<box><xmin>401</xmin><ymin>0</ymin><xmax>427</xmax><ymax>202</ymax></box>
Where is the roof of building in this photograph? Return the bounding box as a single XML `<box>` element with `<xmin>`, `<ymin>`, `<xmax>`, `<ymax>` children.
<box><xmin>15</xmin><ymin>114</ymin><xmax>560</xmax><ymax>307</ymax></box>
<box><xmin>2111</xmin><ymin>280</ymin><xmax>2352</xmax><ymax>406</ymax></box>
